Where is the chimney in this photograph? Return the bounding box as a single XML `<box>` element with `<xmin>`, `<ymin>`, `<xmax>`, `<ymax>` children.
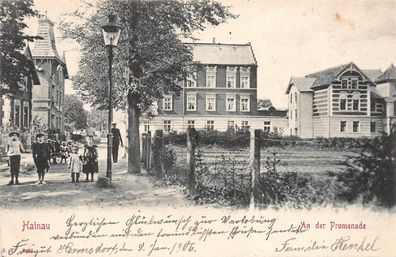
<box><xmin>212</xmin><ymin>37</ymin><xmax>216</xmax><ymax>44</ymax></box>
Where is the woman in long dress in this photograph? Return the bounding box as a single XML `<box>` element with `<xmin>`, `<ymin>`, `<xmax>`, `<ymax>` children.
<box><xmin>82</xmin><ymin>136</ymin><xmax>98</xmax><ymax>182</ymax></box>
<box><xmin>6</xmin><ymin>132</ymin><xmax>25</xmax><ymax>185</ymax></box>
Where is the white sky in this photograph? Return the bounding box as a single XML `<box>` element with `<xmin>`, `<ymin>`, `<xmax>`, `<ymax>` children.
<box><xmin>26</xmin><ymin>0</ymin><xmax>396</xmax><ymax>109</ymax></box>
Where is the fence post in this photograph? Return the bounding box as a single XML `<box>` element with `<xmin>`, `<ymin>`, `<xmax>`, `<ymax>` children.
<box><xmin>146</xmin><ymin>131</ymin><xmax>151</xmax><ymax>173</ymax></box>
<box><xmin>152</xmin><ymin>130</ymin><xmax>163</xmax><ymax>178</ymax></box>
<box><xmin>249</xmin><ymin>129</ymin><xmax>262</xmax><ymax>208</ymax></box>
<box><xmin>141</xmin><ymin>133</ymin><xmax>147</xmax><ymax>167</ymax></box>
<box><xmin>186</xmin><ymin>128</ymin><xmax>198</xmax><ymax>195</ymax></box>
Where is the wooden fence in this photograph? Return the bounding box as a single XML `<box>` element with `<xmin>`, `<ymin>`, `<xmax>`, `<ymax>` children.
<box><xmin>141</xmin><ymin>128</ymin><xmax>265</xmax><ymax>208</ymax></box>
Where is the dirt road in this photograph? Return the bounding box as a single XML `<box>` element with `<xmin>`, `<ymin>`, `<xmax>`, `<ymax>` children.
<box><xmin>0</xmin><ymin>144</ymin><xmax>191</xmax><ymax>209</ymax></box>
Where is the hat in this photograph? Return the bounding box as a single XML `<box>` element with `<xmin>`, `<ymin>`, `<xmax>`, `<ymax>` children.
<box><xmin>9</xmin><ymin>132</ymin><xmax>20</xmax><ymax>137</ymax></box>
<box><xmin>112</xmin><ymin>122</ymin><xmax>117</xmax><ymax>125</ymax></box>
<box><xmin>35</xmin><ymin>133</ymin><xmax>45</xmax><ymax>139</ymax></box>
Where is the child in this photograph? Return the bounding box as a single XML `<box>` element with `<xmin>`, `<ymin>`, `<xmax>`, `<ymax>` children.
<box><xmin>32</xmin><ymin>133</ymin><xmax>50</xmax><ymax>184</ymax></box>
<box><xmin>6</xmin><ymin>132</ymin><xmax>25</xmax><ymax>185</ymax></box>
<box><xmin>69</xmin><ymin>145</ymin><xmax>82</xmax><ymax>182</ymax></box>
<box><xmin>60</xmin><ymin>141</ymin><xmax>69</xmax><ymax>164</ymax></box>
<box><xmin>82</xmin><ymin>136</ymin><xmax>98</xmax><ymax>182</ymax></box>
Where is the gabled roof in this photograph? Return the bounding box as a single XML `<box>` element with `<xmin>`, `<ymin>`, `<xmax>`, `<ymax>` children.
<box><xmin>306</xmin><ymin>63</ymin><xmax>350</xmax><ymax>88</ymax></box>
<box><xmin>375</xmin><ymin>64</ymin><xmax>396</xmax><ymax>83</ymax></box>
<box><xmin>306</xmin><ymin>62</ymin><xmax>374</xmax><ymax>88</ymax></box>
<box><xmin>285</xmin><ymin>77</ymin><xmax>316</xmax><ymax>94</ymax></box>
<box><xmin>186</xmin><ymin>42</ymin><xmax>257</xmax><ymax>66</ymax></box>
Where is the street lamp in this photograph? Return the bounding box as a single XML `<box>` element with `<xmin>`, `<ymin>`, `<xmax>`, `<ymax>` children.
<box><xmin>102</xmin><ymin>14</ymin><xmax>121</xmax><ymax>181</ymax></box>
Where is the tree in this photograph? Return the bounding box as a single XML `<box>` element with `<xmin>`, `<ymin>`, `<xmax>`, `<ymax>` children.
<box><xmin>87</xmin><ymin>109</ymin><xmax>107</xmax><ymax>133</ymax></box>
<box><xmin>0</xmin><ymin>0</ymin><xmax>38</xmax><ymax>91</ymax></box>
<box><xmin>64</xmin><ymin>95</ymin><xmax>87</xmax><ymax>131</ymax></box>
<box><xmin>336</xmin><ymin>128</ymin><xmax>396</xmax><ymax>207</ymax></box>
<box><xmin>61</xmin><ymin>0</ymin><xmax>235</xmax><ymax>174</ymax></box>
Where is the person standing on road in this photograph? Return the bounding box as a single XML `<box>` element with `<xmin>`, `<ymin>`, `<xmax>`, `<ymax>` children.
<box><xmin>6</xmin><ymin>132</ymin><xmax>25</xmax><ymax>185</ymax></box>
<box><xmin>69</xmin><ymin>145</ymin><xmax>82</xmax><ymax>183</ymax></box>
<box><xmin>32</xmin><ymin>133</ymin><xmax>51</xmax><ymax>184</ymax></box>
<box><xmin>82</xmin><ymin>136</ymin><xmax>99</xmax><ymax>182</ymax></box>
<box><xmin>111</xmin><ymin>123</ymin><xmax>123</xmax><ymax>163</ymax></box>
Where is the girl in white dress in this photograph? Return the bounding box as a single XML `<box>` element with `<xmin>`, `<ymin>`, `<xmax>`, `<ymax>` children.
<box><xmin>68</xmin><ymin>145</ymin><xmax>83</xmax><ymax>183</ymax></box>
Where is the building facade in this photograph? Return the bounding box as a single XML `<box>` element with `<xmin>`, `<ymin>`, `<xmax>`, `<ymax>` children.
<box><xmin>31</xmin><ymin>15</ymin><xmax>68</xmax><ymax>133</ymax></box>
<box><xmin>141</xmin><ymin>42</ymin><xmax>288</xmax><ymax>134</ymax></box>
<box><xmin>286</xmin><ymin>62</ymin><xmax>395</xmax><ymax>138</ymax></box>
<box><xmin>0</xmin><ymin>45</ymin><xmax>40</xmax><ymax>130</ymax></box>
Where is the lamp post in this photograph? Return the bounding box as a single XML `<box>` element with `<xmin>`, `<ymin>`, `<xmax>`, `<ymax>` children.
<box><xmin>102</xmin><ymin>14</ymin><xmax>121</xmax><ymax>181</ymax></box>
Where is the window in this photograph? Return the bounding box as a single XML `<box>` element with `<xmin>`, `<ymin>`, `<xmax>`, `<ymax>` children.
<box><xmin>144</xmin><ymin>124</ymin><xmax>150</xmax><ymax>132</ymax></box>
<box><xmin>352</xmin><ymin>92</ymin><xmax>360</xmax><ymax>111</ymax></box>
<box><xmin>206</xmin><ymin>120</ymin><xmax>214</xmax><ymax>131</ymax></box>
<box><xmin>14</xmin><ymin>100</ymin><xmax>20</xmax><ymax>127</ymax></box>
<box><xmin>163</xmin><ymin>95</ymin><xmax>172</xmax><ymax>111</ymax></box>
<box><xmin>23</xmin><ymin>102</ymin><xmax>29</xmax><ymax>128</ymax></box>
<box><xmin>226</xmin><ymin>67</ymin><xmax>236</xmax><ymax>88</ymax></box>
<box><xmin>206</xmin><ymin>66</ymin><xmax>216</xmax><ymax>88</ymax></box>
<box><xmin>264</xmin><ymin>121</ymin><xmax>271</xmax><ymax>133</ymax></box>
<box><xmin>340</xmin><ymin>121</ymin><xmax>347</xmax><ymax>132</ymax></box>
<box><xmin>226</xmin><ymin>95</ymin><xmax>236</xmax><ymax>112</ymax></box>
<box><xmin>351</xmin><ymin>79</ymin><xmax>358</xmax><ymax>89</ymax></box>
<box><xmin>294</xmin><ymin>93</ymin><xmax>297</xmax><ymax>103</ymax></box>
<box><xmin>371</xmin><ymin>101</ymin><xmax>376</xmax><ymax>112</ymax></box>
<box><xmin>370</xmin><ymin>122</ymin><xmax>376</xmax><ymax>132</ymax></box>
<box><xmin>241</xmin><ymin>121</ymin><xmax>249</xmax><ymax>130</ymax></box>
<box><xmin>340</xmin><ymin>92</ymin><xmax>347</xmax><ymax>110</ymax></box>
<box><xmin>207</xmin><ymin>75</ymin><xmax>215</xmax><ymax>88</ymax></box>
<box><xmin>375</xmin><ymin>103</ymin><xmax>383</xmax><ymax>112</ymax></box>
<box><xmin>353</xmin><ymin>121</ymin><xmax>359</xmax><ymax>132</ymax></box>
<box><xmin>188</xmin><ymin>120</ymin><xmax>195</xmax><ymax>129</ymax></box>
<box><xmin>295</xmin><ymin>110</ymin><xmax>298</xmax><ymax>120</ymax></box>
<box><xmin>186</xmin><ymin>94</ymin><xmax>196</xmax><ymax>111</ymax></box>
<box><xmin>206</xmin><ymin>94</ymin><xmax>216</xmax><ymax>111</ymax></box>
<box><xmin>163</xmin><ymin>120</ymin><xmax>171</xmax><ymax>132</ymax></box>
<box><xmin>240</xmin><ymin>67</ymin><xmax>250</xmax><ymax>88</ymax></box>
<box><xmin>186</xmin><ymin>72</ymin><xmax>196</xmax><ymax>88</ymax></box>
<box><xmin>290</xmin><ymin>94</ymin><xmax>292</xmax><ymax>103</ymax></box>
<box><xmin>240</xmin><ymin>76</ymin><xmax>249</xmax><ymax>89</ymax></box>
<box><xmin>240</xmin><ymin>95</ymin><xmax>250</xmax><ymax>112</ymax></box>
<box><xmin>227</xmin><ymin>121</ymin><xmax>235</xmax><ymax>129</ymax></box>
<box><xmin>290</xmin><ymin>110</ymin><xmax>293</xmax><ymax>119</ymax></box>
<box><xmin>342</xmin><ymin>80</ymin><xmax>348</xmax><ymax>89</ymax></box>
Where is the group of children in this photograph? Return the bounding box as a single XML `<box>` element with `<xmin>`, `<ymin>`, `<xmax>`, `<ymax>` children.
<box><xmin>6</xmin><ymin>132</ymin><xmax>99</xmax><ymax>185</ymax></box>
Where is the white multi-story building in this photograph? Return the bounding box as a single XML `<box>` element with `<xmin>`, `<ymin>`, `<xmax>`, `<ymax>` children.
<box><xmin>286</xmin><ymin>62</ymin><xmax>395</xmax><ymax>138</ymax></box>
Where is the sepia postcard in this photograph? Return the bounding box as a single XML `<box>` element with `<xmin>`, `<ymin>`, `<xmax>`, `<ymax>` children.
<box><xmin>1</xmin><ymin>0</ymin><xmax>395</xmax><ymax>256</ymax></box>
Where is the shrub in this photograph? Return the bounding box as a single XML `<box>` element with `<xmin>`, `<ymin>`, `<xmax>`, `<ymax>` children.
<box><xmin>336</xmin><ymin>129</ymin><xmax>396</xmax><ymax>207</ymax></box>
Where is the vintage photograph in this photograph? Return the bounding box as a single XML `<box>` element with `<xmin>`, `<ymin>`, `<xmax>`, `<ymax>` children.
<box><xmin>0</xmin><ymin>0</ymin><xmax>395</xmax><ymax>256</ymax></box>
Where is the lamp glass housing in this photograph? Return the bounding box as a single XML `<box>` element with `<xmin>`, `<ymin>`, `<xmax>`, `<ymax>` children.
<box><xmin>101</xmin><ymin>14</ymin><xmax>121</xmax><ymax>47</ymax></box>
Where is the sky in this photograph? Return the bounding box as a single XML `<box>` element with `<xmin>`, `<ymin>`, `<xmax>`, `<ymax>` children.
<box><xmin>26</xmin><ymin>0</ymin><xmax>396</xmax><ymax>109</ymax></box>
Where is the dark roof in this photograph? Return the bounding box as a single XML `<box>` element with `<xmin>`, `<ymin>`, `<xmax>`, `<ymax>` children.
<box><xmin>362</xmin><ymin>69</ymin><xmax>382</xmax><ymax>82</ymax></box>
<box><xmin>186</xmin><ymin>42</ymin><xmax>257</xmax><ymax>66</ymax></box>
<box><xmin>257</xmin><ymin>109</ymin><xmax>287</xmax><ymax>117</ymax></box>
<box><xmin>375</xmin><ymin>64</ymin><xmax>396</xmax><ymax>83</ymax></box>
<box><xmin>306</xmin><ymin>62</ymin><xmax>375</xmax><ymax>88</ymax></box>
<box><xmin>306</xmin><ymin>63</ymin><xmax>350</xmax><ymax>88</ymax></box>
<box><xmin>285</xmin><ymin>77</ymin><xmax>316</xmax><ymax>94</ymax></box>
<box><xmin>32</xmin><ymin>16</ymin><xmax>63</xmax><ymax>64</ymax></box>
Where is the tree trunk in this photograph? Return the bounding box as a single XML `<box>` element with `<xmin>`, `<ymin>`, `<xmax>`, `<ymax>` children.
<box><xmin>127</xmin><ymin>92</ymin><xmax>141</xmax><ymax>174</ymax></box>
